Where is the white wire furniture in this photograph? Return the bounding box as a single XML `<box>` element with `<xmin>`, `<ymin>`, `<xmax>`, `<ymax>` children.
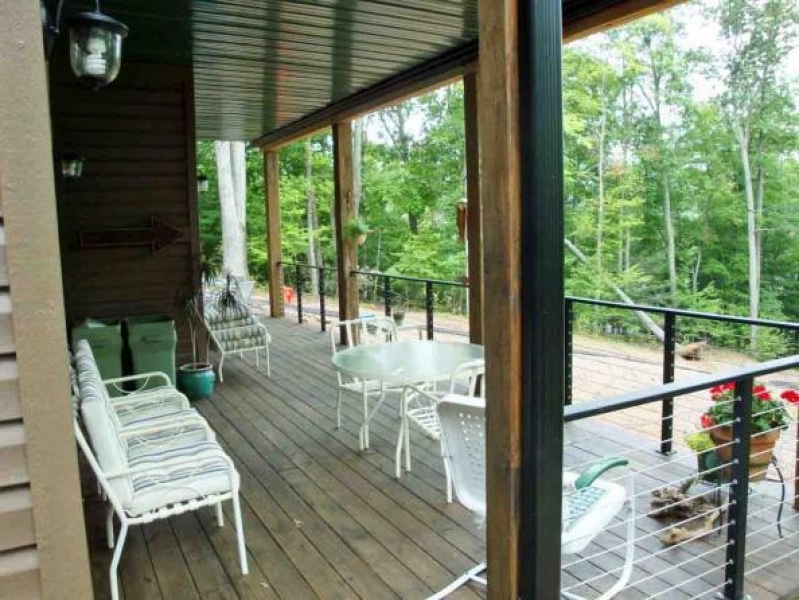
<box><xmin>432</xmin><ymin>395</ymin><xmax>635</xmax><ymax>600</ymax></box>
<box><xmin>204</xmin><ymin>303</ymin><xmax>271</xmax><ymax>382</ymax></box>
<box><xmin>329</xmin><ymin>316</ymin><xmax>401</xmax><ymax>450</ymax></box>
<box><xmin>73</xmin><ymin>343</ymin><xmax>248</xmax><ymax>600</ymax></box>
<box><xmin>330</xmin><ymin>339</ymin><xmax>484</xmax><ymax>477</ymax></box>
<box><xmin>404</xmin><ymin>359</ymin><xmax>485</xmax><ymax>501</ymax></box>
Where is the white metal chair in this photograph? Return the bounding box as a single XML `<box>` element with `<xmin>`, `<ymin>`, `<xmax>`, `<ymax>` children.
<box><xmin>432</xmin><ymin>395</ymin><xmax>635</xmax><ymax>600</ymax></box>
<box><xmin>330</xmin><ymin>315</ymin><xmax>401</xmax><ymax>450</ymax></box>
<box><xmin>203</xmin><ymin>302</ymin><xmax>271</xmax><ymax>382</ymax></box>
<box><xmin>401</xmin><ymin>359</ymin><xmax>485</xmax><ymax>488</ymax></box>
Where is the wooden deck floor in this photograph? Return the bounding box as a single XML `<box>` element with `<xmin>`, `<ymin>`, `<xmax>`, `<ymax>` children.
<box><xmin>83</xmin><ymin>317</ymin><xmax>799</xmax><ymax>600</ymax></box>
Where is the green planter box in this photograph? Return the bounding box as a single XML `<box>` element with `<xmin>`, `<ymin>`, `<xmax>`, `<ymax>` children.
<box><xmin>126</xmin><ymin>316</ymin><xmax>177</xmax><ymax>390</ymax></box>
<box><xmin>72</xmin><ymin>319</ymin><xmax>124</xmax><ymax>396</ymax></box>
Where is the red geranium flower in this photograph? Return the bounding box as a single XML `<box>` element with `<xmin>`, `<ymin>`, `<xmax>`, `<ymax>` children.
<box><xmin>700</xmin><ymin>414</ymin><xmax>714</xmax><ymax>429</ymax></box>
<box><xmin>754</xmin><ymin>385</ymin><xmax>772</xmax><ymax>400</ymax></box>
<box><xmin>781</xmin><ymin>389</ymin><xmax>799</xmax><ymax>405</ymax></box>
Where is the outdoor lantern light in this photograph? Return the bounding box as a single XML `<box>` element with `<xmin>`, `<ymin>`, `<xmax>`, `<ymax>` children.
<box><xmin>61</xmin><ymin>153</ymin><xmax>85</xmax><ymax>179</ymax></box>
<box><xmin>42</xmin><ymin>0</ymin><xmax>129</xmax><ymax>88</ymax></box>
<box><xmin>197</xmin><ymin>174</ymin><xmax>210</xmax><ymax>193</ymax></box>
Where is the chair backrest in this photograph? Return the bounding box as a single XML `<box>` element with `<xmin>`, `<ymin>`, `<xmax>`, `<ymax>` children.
<box><xmin>437</xmin><ymin>395</ymin><xmax>486</xmax><ymax>517</ymax></box>
<box><xmin>330</xmin><ymin>316</ymin><xmax>398</xmax><ymax>384</ymax></box>
<box><xmin>448</xmin><ymin>359</ymin><xmax>486</xmax><ymax>398</ymax></box>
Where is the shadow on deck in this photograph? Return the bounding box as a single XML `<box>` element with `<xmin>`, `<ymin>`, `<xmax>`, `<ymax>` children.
<box><xmin>82</xmin><ymin>317</ymin><xmax>799</xmax><ymax>600</ymax></box>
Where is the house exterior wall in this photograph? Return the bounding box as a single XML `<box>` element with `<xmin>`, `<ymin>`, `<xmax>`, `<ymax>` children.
<box><xmin>0</xmin><ymin>1</ymin><xmax>93</xmax><ymax>597</ymax></box>
<box><xmin>49</xmin><ymin>59</ymin><xmax>201</xmax><ymax>361</ymax></box>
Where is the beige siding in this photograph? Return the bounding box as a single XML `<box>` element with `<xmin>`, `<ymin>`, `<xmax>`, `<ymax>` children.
<box><xmin>0</xmin><ymin>548</ymin><xmax>40</xmax><ymax>600</ymax></box>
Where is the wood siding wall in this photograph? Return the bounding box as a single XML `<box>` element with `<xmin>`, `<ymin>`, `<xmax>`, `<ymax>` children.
<box><xmin>0</xmin><ymin>236</ymin><xmax>39</xmax><ymax>597</ymax></box>
<box><xmin>50</xmin><ymin>60</ymin><xmax>200</xmax><ymax>360</ymax></box>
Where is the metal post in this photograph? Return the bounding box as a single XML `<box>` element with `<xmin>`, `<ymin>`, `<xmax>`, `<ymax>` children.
<box><xmin>519</xmin><ymin>0</ymin><xmax>565</xmax><ymax>596</ymax></box>
<box><xmin>384</xmin><ymin>277</ymin><xmax>391</xmax><ymax>317</ymax></box>
<box><xmin>724</xmin><ymin>378</ymin><xmax>753</xmax><ymax>600</ymax></box>
<box><xmin>660</xmin><ymin>312</ymin><xmax>676</xmax><ymax>454</ymax></box>
<box><xmin>564</xmin><ymin>298</ymin><xmax>573</xmax><ymax>406</ymax></box>
<box><xmin>295</xmin><ymin>264</ymin><xmax>303</xmax><ymax>324</ymax></box>
<box><xmin>319</xmin><ymin>267</ymin><xmax>326</xmax><ymax>332</ymax></box>
<box><xmin>425</xmin><ymin>281</ymin><xmax>434</xmax><ymax>340</ymax></box>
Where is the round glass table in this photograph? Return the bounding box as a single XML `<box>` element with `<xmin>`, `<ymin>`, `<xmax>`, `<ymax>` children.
<box><xmin>332</xmin><ymin>340</ymin><xmax>484</xmax><ymax>477</ymax></box>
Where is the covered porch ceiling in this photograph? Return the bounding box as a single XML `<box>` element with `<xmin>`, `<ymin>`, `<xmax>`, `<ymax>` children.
<box><xmin>62</xmin><ymin>0</ymin><xmax>674</xmax><ymax>142</ymax></box>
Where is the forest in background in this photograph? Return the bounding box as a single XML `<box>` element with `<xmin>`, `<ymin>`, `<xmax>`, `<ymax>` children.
<box><xmin>198</xmin><ymin>0</ymin><xmax>799</xmax><ymax>354</ymax></box>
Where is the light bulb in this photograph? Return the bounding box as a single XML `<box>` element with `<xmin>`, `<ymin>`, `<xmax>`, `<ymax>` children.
<box><xmin>83</xmin><ymin>33</ymin><xmax>107</xmax><ymax>76</ymax></box>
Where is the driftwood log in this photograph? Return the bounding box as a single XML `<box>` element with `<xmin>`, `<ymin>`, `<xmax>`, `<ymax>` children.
<box><xmin>649</xmin><ymin>478</ymin><xmax>722</xmax><ymax>545</ymax></box>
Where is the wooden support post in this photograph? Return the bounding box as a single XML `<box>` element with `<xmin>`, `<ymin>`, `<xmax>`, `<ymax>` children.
<box><xmin>478</xmin><ymin>0</ymin><xmax>523</xmax><ymax>596</ymax></box>
<box><xmin>0</xmin><ymin>1</ymin><xmax>93</xmax><ymax>596</ymax></box>
<box><xmin>264</xmin><ymin>150</ymin><xmax>284</xmax><ymax>317</ymax></box>
<box><xmin>333</xmin><ymin>121</ymin><xmax>359</xmax><ymax>322</ymax></box>
<box><xmin>479</xmin><ymin>0</ymin><xmax>565</xmax><ymax>597</ymax></box>
<box><xmin>464</xmin><ymin>70</ymin><xmax>483</xmax><ymax>345</ymax></box>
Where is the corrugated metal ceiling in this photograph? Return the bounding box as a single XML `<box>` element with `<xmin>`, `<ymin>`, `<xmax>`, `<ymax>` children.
<box><xmin>190</xmin><ymin>0</ymin><xmax>478</xmax><ymax>140</ymax></box>
<box><xmin>64</xmin><ymin>0</ymin><xmax>631</xmax><ymax>142</ymax></box>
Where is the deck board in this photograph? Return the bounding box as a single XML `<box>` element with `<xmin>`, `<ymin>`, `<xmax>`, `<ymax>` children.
<box><xmin>82</xmin><ymin>316</ymin><xmax>799</xmax><ymax>599</ymax></box>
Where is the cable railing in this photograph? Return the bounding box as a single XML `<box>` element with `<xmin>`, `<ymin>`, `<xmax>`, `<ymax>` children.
<box><xmin>563</xmin><ymin>356</ymin><xmax>799</xmax><ymax>599</ymax></box>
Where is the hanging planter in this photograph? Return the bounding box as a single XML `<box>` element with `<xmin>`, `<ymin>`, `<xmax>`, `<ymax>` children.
<box><xmin>344</xmin><ymin>217</ymin><xmax>370</xmax><ymax>246</ymax></box>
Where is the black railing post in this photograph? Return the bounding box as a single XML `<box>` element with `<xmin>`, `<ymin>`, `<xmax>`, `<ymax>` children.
<box><xmin>660</xmin><ymin>312</ymin><xmax>676</xmax><ymax>454</ymax></box>
<box><xmin>384</xmin><ymin>276</ymin><xmax>391</xmax><ymax>317</ymax></box>
<box><xmin>565</xmin><ymin>298</ymin><xmax>574</xmax><ymax>406</ymax></box>
<box><xmin>295</xmin><ymin>263</ymin><xmax>303</xmax><ymax>324</ymax></box>
<box><xmin>724</xmin><ymin>378</ymin><xmax>753</xmax><ymax>600</ymax></box>
<box><xmin>319</xmin><ymin>267</ymin><xmax>326</xmax><ymax>332</ymax></box>
<box><xmin>425</xmin><ymin>281</ymin><xmax>434</xmax><ymax>340</ymax></box>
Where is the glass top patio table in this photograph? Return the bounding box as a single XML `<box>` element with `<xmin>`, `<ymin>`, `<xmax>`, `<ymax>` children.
<box><xmin>331</xmin><ymin>340</ymin><xmax>484</xmax><ymax>385</ymax></box>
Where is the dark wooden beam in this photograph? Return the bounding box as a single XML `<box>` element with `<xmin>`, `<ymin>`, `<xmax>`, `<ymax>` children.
<box><xmin>463</xmin><ymin>70</ymin><xmax>483</xmax><ymax>346</ymax></box>
<box><xmin>562</xmin><ymin>0</ymin><xmax>686</xmax><ymax>42</ymax></box>
<box><xmin>254</xmin><ymin>43</ymin><xmax>476</xmax><ymax>150</ymax></box>
<box><xmin>519</xmin><ymin>0</ymin><xmax>566</xmax><ymax>596</ymax></box>
<box><xmin>264</xmin><ymin>150</ymin><xmax>284</xmax><ymax>317</ymax></box>
<box><xmin>333</xmin><ymin>121</ymin><xmax>359</xmax><ymax>322</ymax></box>
<box><xmin>478</xmin><ymin>0</ymin><xmax>522</xmax><ymax>595</ymax></box>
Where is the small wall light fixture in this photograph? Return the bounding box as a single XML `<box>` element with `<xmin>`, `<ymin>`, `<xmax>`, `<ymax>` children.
<box><xmin>197</xmin><ymin>174</ymin><xmax>210</xmax><ymax>193</ymax></box>
<box><xmin>61</xmin><ymin>152</ymin><xmax>85</xmax><ymax>179</ymax></box>
<box><xmin>42</xmin><ymin>0</ymin><xmax>129</xmax><ymax>88</ymax></box>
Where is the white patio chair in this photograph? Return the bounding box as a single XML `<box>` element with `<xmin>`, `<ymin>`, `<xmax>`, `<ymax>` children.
<box><xmin>431</xmin><ymin>395</ymin><xmax>635</xmax><ymax>600</ymax></box>
<box><xmin>330</xmin><ymin>315</ymin><xmax>401</xmax><ymax>450</ymax></box>
<box><xmin>75</xmin><ymin>402</ymin><xmax>247</xmax><ymax>600</ymax></box>
<box><xmin>401</xmin><ymin>359</ymin><xmax>485</xmax><ymax>489</ymax></box>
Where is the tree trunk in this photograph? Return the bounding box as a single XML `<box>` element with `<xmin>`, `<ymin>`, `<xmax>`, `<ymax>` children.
<box><xmin>565</xmin><ymin>238</ymin><xmax>665</xmax><ymax>342</ymax></box>
<box><xmin>596</xmin><ymin>84</ymin><xmax>607</xmax><ymax>285</ymax></box>
<box><xmin>733</xmin><ymin>121</ymin><xmax>760</xmax><ymax>347</ymax></box>
<box><xmin>662</xmin><ymin>173</ymin><xmax>677</xmax><ymax>304</ymax></box>
<box><xmin>216</xmin><ymin>141</ymin><xmax>249</xmax><ymax>280</ymax></box>
<box><xmin>305</xmin><ymin>139</ymin><xmax>319</xmax><ymax>296</ymax></box>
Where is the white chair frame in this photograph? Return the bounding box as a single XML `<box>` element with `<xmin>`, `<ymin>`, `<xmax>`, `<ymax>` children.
<box><xmin>205</xmin><ymin>319</ymin><xmax>271</xmax><ymax>382</ymax></box>
<box><xmin>399</xmin><ymin>359</ymin><xmax>485</xmax><ymax>488</ymax></box>
<box><xmin>432</xmin><ymin>395</ymin><xmax>635</xmax><ymax>600</ymax></box>
<box><xmin>330</xmin><ymin>316</ymin><xmax>401</xmax><ymax>450</ymax></box>
<box><xmin>74</xmin><ymin>418</ymin><xmax>248</xmax><ymax>600</ymax></box>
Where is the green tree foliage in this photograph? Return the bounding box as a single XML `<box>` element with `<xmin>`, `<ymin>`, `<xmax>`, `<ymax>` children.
<box><xmin>197</xmin><ymin>0</ymin><xmax>799</xmax><ymax>353</ymax></box>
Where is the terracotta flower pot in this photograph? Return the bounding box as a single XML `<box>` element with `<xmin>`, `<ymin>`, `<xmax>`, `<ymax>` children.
<box><xmin>710</xmin><ymin>426</ymin><xmax>780</xmax><ymax>482</ymax></box>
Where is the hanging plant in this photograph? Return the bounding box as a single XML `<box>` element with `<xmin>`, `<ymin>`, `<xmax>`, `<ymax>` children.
<box><xmin>344</xmin><ymin>217</ymin><xmax>371</xmax><ymax>246</ymax></box>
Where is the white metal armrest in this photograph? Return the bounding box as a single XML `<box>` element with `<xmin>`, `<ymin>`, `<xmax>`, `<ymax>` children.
<box><xmin>104</xmin><ymin>372</ymin><xmax>173</xmax><ymax>395</ymax></box>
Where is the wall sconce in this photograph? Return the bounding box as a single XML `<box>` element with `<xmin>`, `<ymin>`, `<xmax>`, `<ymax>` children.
<box><xmin>42</xmin><ymin>0</ymin><xmax>129</xmax><ymax>88</ymax></box>
<box><xmin>197</xmin><ymin>174</ymin><xmax>209</xmax><ymax>193</ymax></box>
<box><xmin>61</xmin><ymin>153</ymin><xmax>85</xmax><ymax>179</ymax></box>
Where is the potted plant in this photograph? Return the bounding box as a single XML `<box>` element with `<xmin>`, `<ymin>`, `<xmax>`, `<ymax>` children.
<box><xmin>175</xmin><ymin>285</ymin><xmax>215</xmax><ymax>401</ymax></box>
<box><xmin>214</xmin><ymin>270</ymin><xmax>247</xmax><ymax>317</ymax></box>
<box><xmin>699</xmin><ymin>382</ymin><xmax>799</xmax><ymax>481</ymax></box>
<box><xmin>344</xmin><ymin>217</ymin><xmax>371</xmax><ymax>246</ymax></box>
<box><xmin>684</xmin><ymin>431</ymin><xmax>722</xmax><ymax>484</ymax></box>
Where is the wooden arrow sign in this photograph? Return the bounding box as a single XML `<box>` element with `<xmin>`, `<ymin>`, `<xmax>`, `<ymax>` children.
<box><xmin>79</xmin><ymin>217</ymin><xmax>183</xmax><ymax>253</ymax></box>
